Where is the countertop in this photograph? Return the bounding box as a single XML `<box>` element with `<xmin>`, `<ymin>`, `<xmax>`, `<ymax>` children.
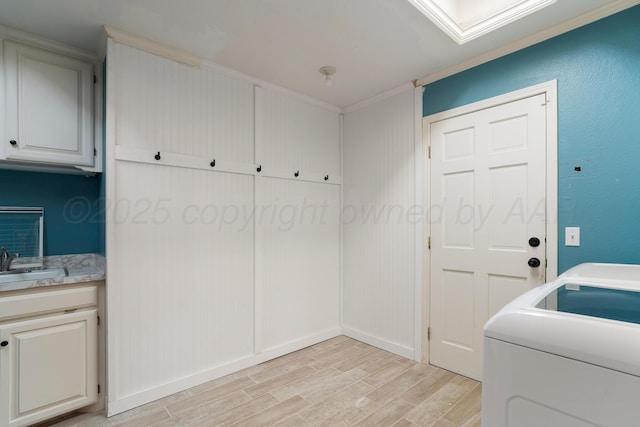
<box><xmin>0</xmin><ymin>253</ymin><xmax>105</xmax><ymax>292</ymax></box>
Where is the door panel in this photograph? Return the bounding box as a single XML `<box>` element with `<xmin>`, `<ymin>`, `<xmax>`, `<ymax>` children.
<box><xmin>443</xmin><ymin>171</ymin><xmax>475</xmax><ymax>248</ymax></box>
<box><xmin>429</xmin><ymin>93</ymin><xmax>547</xmax><ymax>379</ymax></box>
<box><xmin>489</xmin><ymin>164</ymin><xmax>528</xmax><ymax>250</ymax></box>
<box><xmin>487</xmin><ymin>274</ymin><xmax>528</xmax><ymax>317</ymax></box>
<box><xmin>442</xmin><ymin>269</ymin><xmax>475</xmax><ymax>350</ymax></box>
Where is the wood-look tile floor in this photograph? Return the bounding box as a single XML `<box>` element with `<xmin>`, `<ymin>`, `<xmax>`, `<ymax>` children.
<box><xmin>42</xmin><ymin>336</ymin><xmax>481</xmax><ymax>427</ymax></box>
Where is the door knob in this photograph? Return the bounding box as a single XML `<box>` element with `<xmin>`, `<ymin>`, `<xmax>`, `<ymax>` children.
<box><xmin>528</xmin><ymin>237</ymin><xmax>540</xmax><ymax>247</ymax></box>
<box><xmin>528</xmin><ymin>257</ymin><xmax>541</xmax><ymax>268</ymax></box>
<box><xmin>9</xmin><ymin>140</ymin><xmax>17</xmax><ymax>146</ymax></box>
<box><xmin>0</xmin><ymin>340</ymin><xmax>8</xmax><ymax>347</ymax></box>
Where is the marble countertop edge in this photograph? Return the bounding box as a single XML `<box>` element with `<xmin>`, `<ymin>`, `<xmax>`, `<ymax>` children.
<box><xmin>0</xmin><ymin>253</ymin><xmax>105</xmax><ymax>293</ymax></box>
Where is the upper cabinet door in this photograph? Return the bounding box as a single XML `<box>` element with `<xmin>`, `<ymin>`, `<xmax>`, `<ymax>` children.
<box><xmin>3</xmin><ymin>40</ymin><xmax>94</xmax><ymax>167</ymax></box>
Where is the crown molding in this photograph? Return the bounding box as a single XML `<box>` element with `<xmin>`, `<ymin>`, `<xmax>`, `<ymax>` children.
<box><xmin>104</xmin><ymin>25</ymin><xmax>201</xmax><ymax>67</ymax></box>
<box><xmin>415</xmin><ymin>0</ymin><xmax>640</xmax><ymax>86</ymax></box>
<box><xmin>0</xmin><ymin>23</ymin><xmax>97</xmax><ymax>62</ymax></box>
<box><xmin>343</xmin><ymin>82</ymin><xmax>414</xmax><ymax>113</ymax></box>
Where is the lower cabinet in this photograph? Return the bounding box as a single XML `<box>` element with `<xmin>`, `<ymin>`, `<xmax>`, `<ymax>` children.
<box><xmin>0</xmin><ymin>285</ymin><xmax>98</xmax><ymax>427</ymax></box>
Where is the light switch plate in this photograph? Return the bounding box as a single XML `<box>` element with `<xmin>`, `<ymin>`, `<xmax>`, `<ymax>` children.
<box><xmin>565</xmin><ymin>227</ymin><xmax>580</xmax><ymax>246</ymax></box>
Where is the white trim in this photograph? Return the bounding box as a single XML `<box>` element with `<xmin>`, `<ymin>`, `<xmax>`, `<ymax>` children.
<box><xmin>421</xmin><ymin>89</ymin><xmax>431</xmax><ymax>364</ymax></box>
<box><xmin>420</xmin><ymin>79</ymin><xmax>559</xmax><ymax>362</ymax></box>
<box><xmin>107</xmin><ymin>328</ymin><xmax>341</xmax><ymax>416</ymax></box>
<box><xmin>343</xmin><ymin>82</ymin><xmax>415</xmax><ymax>113</ymax></box>
<box><xmin>407</xmin><ymin>0</ymin><xmax>556</xmax><ymax>45</ymax></box>
<box><xmin>339</xmin><ymin>113</ymin><xmax>345</xmax><ymax>331</ymax></box>
<box><xmin>0</xmin><ymin>23</ymin><xmax>97</xmax><ymax>61</ymax></box>
<box><xmin>114</xmin><ymin>145</ymin><xmax>255</xmax><ymax>176</ymax></box>
<box><xmin>96</xmin><ymin>29</ymin><xmax>108</xmax><ymax>63</ymax></box>
<box><xmin>545</xmin><ymin>82</ymin><xmax>559</xmax><ymax>282</ymax></box>
<box><xmin>413</xmin><ymin>87</ymin><xmax>424</xmax><ymax>363</ymax></box>
<box><xmin>415</xmin><ymin>0</ymin><xmax>640</xmax><ymax>86</ymax></box>
<box><xmin>253</xmin><ymin>89</ymin><xmax>261</xmax><ymax>357</ymax></box>
<box><xmin>425</xmin><ymin>80</ymin><xmax>557</xmax><ymax>122</ymax></box>
<box><xmin>342</xmin><ymin>327</ymin><xmax>415</xmax><ymax>360</ymax></box>
<box><xmin>104</xmin><ymin>37</ymin><xmax>119</xmax><ymax>415</ymax></box>
<box><xmin>104</xmin><ymin>25</ymin><xmax>201</xmax><ymax>67</ymax></box>
<box><xmin>113</xmin><ymin>145</ymin><xmax>341</xmax><ymax>186</ymax></box>
<box><xmin>257</xmin><ymin>166</ymin><xmax>341</xmax><ymax>185</ymax></box>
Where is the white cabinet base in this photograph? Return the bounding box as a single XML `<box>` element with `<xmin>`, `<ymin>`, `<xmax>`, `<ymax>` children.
<box><xmin>0</xmin><ymin>287</ymin><xmax>98</xmax><ymax>427</ymax></box>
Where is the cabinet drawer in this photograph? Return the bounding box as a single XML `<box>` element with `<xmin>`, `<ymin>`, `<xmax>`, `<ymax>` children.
<box><xmin>0</xmin><ymin>286</ymin><xmax>97</xmax><ymax>322</ymax></box>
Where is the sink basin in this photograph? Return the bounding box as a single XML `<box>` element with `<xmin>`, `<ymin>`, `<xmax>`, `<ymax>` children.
<box><xmin>0</xmin><ymin>268</ymin><xmax>66</xmax><ymax>284</ymax></box>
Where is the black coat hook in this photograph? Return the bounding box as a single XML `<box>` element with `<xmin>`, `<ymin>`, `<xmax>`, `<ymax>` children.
<box><xmin>324</xmin><ymin>175</ymin><xmax>329</xmax><ymax>181</ymax></box>
<box><xmin>210</xmin><ymin>159</ymin><xmax>216</xmax><ymax>167</ymax></box>
<box><xmin>154</xmin><ymin>151</ymin><xmax>161</xmax><ymax>160</ymax></box>
<box><xmin>256</xmin><ymin>165</ymin><xmax>262</xmax><ymax>173</ymax></box>
<box><xmin>294</xmin><ymin>171</ymin><xmax>299</xmax><ymax>177</ymax></box>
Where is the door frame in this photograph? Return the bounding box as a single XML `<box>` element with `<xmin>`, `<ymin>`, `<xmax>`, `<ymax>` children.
<box><xmin>417</xmin><ymin>80</ymin><xmax>558</xmax><ymax>364</ymax></box>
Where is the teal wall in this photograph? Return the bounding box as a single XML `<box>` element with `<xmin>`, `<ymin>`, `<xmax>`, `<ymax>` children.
<box><xmin>0</xmin><ymin>169</ymin><xmax>101</xmax><ymax>255</ymax></box>
<box><xmin>423</xmin><ymin>5</ymin><xmax>640</xmax><ymax>273</ymax></box>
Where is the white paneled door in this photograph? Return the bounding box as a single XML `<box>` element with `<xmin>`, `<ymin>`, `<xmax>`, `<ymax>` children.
<box><xmin>428</xmin><ymin>91</ymin><xmax>549</xmax><ymax>380</ymax></box>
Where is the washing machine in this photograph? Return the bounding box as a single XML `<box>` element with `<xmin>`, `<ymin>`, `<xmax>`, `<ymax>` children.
<box><xmin>482</xmin><ymin>263</ymin><xmax>640</xmax><ymax>427</ymax></box>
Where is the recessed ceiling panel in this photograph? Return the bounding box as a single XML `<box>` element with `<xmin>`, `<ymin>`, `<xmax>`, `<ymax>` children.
<box><xmin>407</xmin><ymin>0</ymin><xmax>557</xmax><ymax>43</ymax></box>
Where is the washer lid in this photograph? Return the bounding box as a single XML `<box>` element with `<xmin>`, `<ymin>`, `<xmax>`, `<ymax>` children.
<box><xmin>485</xmin><ymin>263</ymin><xmax>640</xmax><ymax>377</ymax></box>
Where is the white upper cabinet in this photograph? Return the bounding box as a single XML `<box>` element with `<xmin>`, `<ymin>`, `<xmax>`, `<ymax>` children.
<box><xmin>2</xmin><ymin>39</ymin><xmax>96</xmax><ymax>170</ymax></box>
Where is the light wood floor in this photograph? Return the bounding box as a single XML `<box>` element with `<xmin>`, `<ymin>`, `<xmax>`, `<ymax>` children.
<box><xmin>42</xmin><ymin>336</ymin><xmax>481</xmax><ymax>427</ymax></box>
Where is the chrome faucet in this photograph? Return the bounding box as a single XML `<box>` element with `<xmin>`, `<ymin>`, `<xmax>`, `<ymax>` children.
<box><xmin>0</xmin><ymin>247</ymin><xmax>19</xmax><ymax>272</ymax></box>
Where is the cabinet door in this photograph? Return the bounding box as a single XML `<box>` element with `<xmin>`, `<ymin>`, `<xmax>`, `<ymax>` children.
<box><xmin>0</xmin><ymin>309</ymin><xmax>97</xmax><ymax>427</ymax></box>
<box><xmin>3</xmin><ymin>40</ymin><xmax>94</xmax><ymax>167</ymax></box>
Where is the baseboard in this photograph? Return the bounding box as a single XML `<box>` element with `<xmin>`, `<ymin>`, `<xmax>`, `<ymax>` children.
<box><xmin>256</xmin><ymin>327</ymin><xmax>342</xmax><ymax>358</ymax></box>
<box><xmin>107</xmin><ymin>327</ymin><xmax>341</xmax><ymax>417</ymax></box>
<box><xmin>342</xmin><ymin>326</ymin><xmax>415</xmax><ymax>360</ymax></box>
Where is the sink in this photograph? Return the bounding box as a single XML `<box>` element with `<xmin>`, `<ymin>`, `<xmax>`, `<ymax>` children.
<box><xmin>0</xmin><ymin>268</ymin><xmax>66</xmax><ymax>284</ymax></box>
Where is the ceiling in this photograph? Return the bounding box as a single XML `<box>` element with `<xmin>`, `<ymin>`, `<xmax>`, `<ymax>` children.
<box><xmin>0</xmin><ymin>0</ymin><xmax>636</xmax><ymax>107</ymax></box>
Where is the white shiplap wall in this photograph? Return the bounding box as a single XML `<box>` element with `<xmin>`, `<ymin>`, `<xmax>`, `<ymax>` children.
<box><xmin>342</xmin><ymin>86</ymin><xmax>418</xmax><ymax>358</ymax></box>
<box><xmin>255</xmin><ymin>177</ymin><xmax>341</xmax><ymax>352</ymax></box>
<box><xmin>111</xmin><ymin>162</ymin><xmax>255</xmax><ymax>400</ymax></box>
<box><xmin>255</xmin><ymin>87</ymin><xmax>340</xmax><ymax>177</ymax></box>
<box><xmin>106</xmin><ymin>40</ymin><xmax>341</xmax><ymax>415</ymax></box>
<box><xmin>114</xmin><ymin>44</ymin><xmax>254</xmax><ymax>163</ymax></box>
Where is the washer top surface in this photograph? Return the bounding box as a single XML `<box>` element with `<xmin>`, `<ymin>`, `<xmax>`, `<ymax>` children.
<box><xmin>484</xmin><ymin>263</ymin><xmax>640</xmax><ymax>377</ymax></box>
